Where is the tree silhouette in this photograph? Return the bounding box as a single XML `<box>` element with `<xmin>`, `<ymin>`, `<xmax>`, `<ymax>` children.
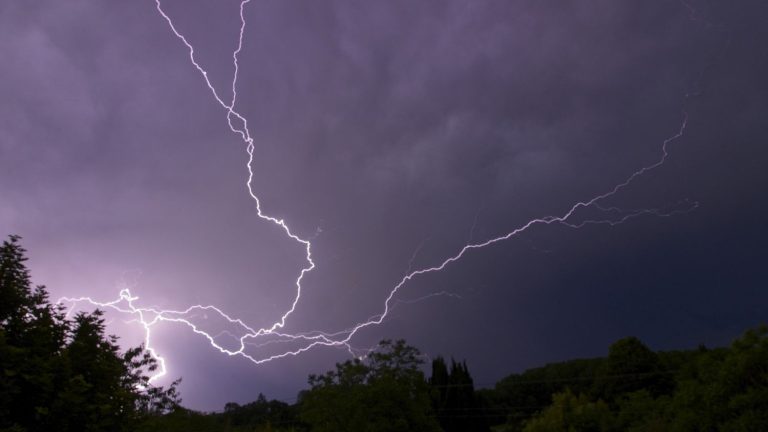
<box><xmin>0</xmin><ymin>235</ymin><xmax>179</xmax><ymax>432</ymax></box>
<box><xmin>430</xmin><ymin>356</ymin><xmax>489</xmax><ymax>432</ymax></box>
<box><xmin>592</xmin><ymin>336</ymin><xmax>672</xmax><ymax>401</ymax></box>
<box><xmin>299</xmin><ymin>339</ymin><xmax>440</xmax><ymax>432</ymax></box>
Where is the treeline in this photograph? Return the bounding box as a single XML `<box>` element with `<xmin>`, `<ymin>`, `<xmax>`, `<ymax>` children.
<box><xmin>481</xmin><ymin>330</ymin><xmax>768</xmax><ymax>431</ymax></box>
<box><xmin>142</xmin><ymin>327</ymin><xmax>768</xmax><ymax>432</ymax></box>
<box><xmin>2</xmin><ymin>235</ymin><xmax>767</xmax><ymax>431</ymax></box>
<box><xmin>136</xmin><ymin>340</ymin><xmax>480</xmax><ymax>432</ymax></box>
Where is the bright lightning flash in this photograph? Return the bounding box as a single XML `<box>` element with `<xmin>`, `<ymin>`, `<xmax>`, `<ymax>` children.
<box><xmin>58</xmin><ymin>0</ymin><xmax>700</xmax><ymax>383</ymax></box>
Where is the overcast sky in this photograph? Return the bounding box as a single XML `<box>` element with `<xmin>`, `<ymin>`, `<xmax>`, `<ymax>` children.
<box><xmin>1</xmin><ymin>0</ymin><xmax>767</xmax><ymax>410</ymax></box>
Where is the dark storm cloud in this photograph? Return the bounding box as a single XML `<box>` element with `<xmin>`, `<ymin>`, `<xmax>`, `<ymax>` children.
<box><xmin>2</xmin><ymin>0</ymin><xmax>767</xmax><ymax>410</ymax></box>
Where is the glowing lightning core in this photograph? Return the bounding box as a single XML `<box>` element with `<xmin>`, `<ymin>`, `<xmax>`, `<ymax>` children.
<box><xmin>59</xmin><ymin>1</ymin><xmax>699</xmax><ymax>383</ymax></box>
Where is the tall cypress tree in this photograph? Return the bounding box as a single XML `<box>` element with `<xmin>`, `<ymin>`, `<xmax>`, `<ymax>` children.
<box><xmin>430</xmin><ymin>356</ymin><xmax>450</xmax><ymax>412</ymax></box>
<box><xmin>429</xmin><ymin>356</ymin><xmax>489</xmax><ymax>432</ymax></box>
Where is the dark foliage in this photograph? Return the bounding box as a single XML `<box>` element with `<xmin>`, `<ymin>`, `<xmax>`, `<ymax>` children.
<box><xmin>429</xmin><ymin>357</ymin><xmax>489</xmax><ymax>432</ymax></box>
<box><xmin>0</xmin><ymin>235</ymin><xmax>179</xmax><ymax>432</ymax></box>
<box><xmin>591</xmin><ymin>336</ymin><xmax>674</xmax><ymax>402</ymax></box>
<box><xmin>480</xmin><ymin>329</ymin><xmax>768</xmax><ymax>431</ymax></box>
<box><xmin>299</xmin><ymin>339</ymin><xmax>441</xmax><ymax>432</ymax></box>
<box><xmin>137</xmin><ymin>395</ymin><xmax>302</xmax><ymax>432</ymax></box>
<box><xmin>222</xmin><ymin>393</ymin><xmax>298</xmax><ymax>430</ymax></box>
<box><xmin>4</xmin><ymin>234</ymin><xmax>767</xmax><ymax>431</ymax></box>
<box><xmin>478</xmin><ymin>357</ymin><xmax>605</xmax><ymax>427</ymax></box>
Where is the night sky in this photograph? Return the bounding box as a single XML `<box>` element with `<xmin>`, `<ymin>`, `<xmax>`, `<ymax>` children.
<box><xmin>2</xmin><ymin>0</ymin><xmax>767</xmax><ymax>411</ymax></box>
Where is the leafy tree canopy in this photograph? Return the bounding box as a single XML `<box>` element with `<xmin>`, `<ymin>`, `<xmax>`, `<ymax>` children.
<box><xmin>299</xmin><ymin>339</ymin><xmax>441</xmax><ymax>432</ymax></box>
<box><xmin>0</xmin><ymin>235</ymin><xmax>179</xmax><ymax>432</ymax></box>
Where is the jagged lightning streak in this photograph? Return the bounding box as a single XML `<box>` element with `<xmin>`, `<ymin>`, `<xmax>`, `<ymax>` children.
<box><xmin>59</xmin><ymin>1</ymin><xmax>702</xmax><ymax>381</ymax></box>
<box><xmin>153</xmin><ymin>0</ymin><xmax>313</xmax><ymax>334</ymax></box>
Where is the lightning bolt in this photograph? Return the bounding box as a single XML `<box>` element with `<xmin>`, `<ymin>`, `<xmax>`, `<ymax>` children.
<box><xmin>58</xmin><ymin>0</ymin><xmax>704</xmax><ymax>383</ymax></box>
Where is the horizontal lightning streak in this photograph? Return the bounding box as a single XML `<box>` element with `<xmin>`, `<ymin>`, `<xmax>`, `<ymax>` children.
<box><xmin>58</xmin><ymin>1</ymin><xmax>698</xmax><ymax>382</ymax></box>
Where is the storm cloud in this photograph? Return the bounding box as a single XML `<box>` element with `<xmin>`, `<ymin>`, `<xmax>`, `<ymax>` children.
<box><xmin>1</xmin><ymin>0</ymin><xmax>767</xmax><ymax>410</ymax></box>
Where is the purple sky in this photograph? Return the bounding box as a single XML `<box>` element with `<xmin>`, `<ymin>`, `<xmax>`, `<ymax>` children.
<box><xmin>2</xmin><ymin>0</ymin><xmax>767</xmax><ymax>410</ymax></box>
